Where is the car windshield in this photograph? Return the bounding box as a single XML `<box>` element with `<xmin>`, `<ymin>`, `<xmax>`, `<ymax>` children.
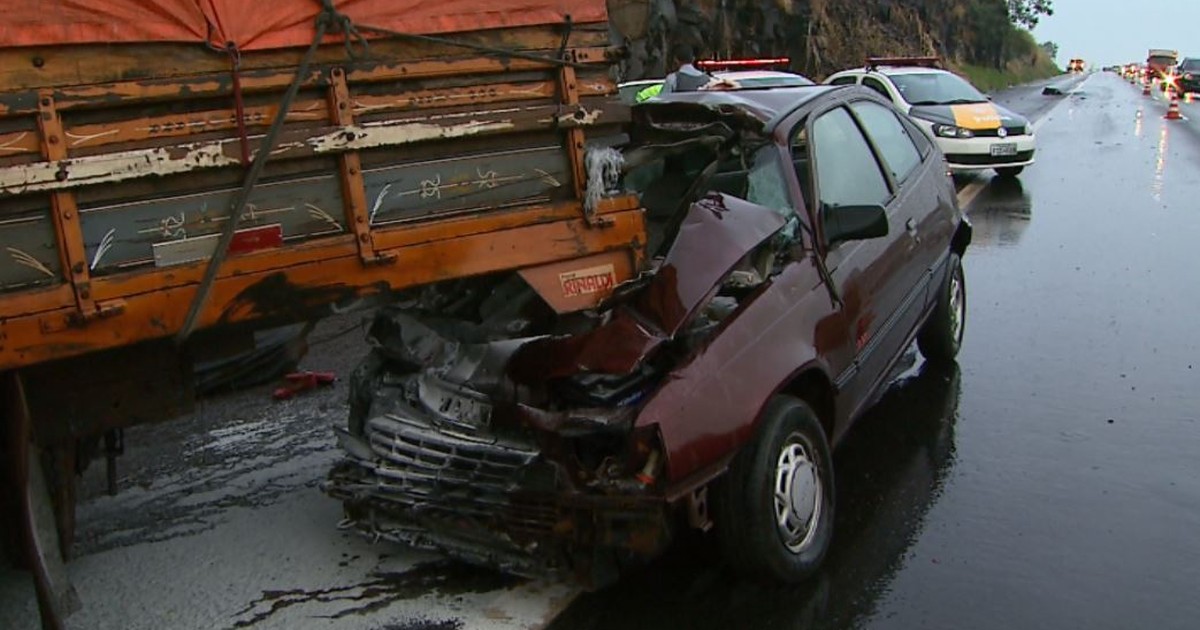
<box><xmin>890</xmin><ymin>72</ymin><xmax>987</xmax><ymax>105</ymax></box>
<box><xmin>725</xmin><ymin>75</ymin><xmax>815</xmax><ymax>88</ymax></box>
<box><xmin>1179</xmin><ymin>59</ymin><xmax>1200</xmax><ymax>71</ymax></box>
<box><xmin>1149</xmin><ymin>55</ymin><xmax>1176</xmax><ymax>67</ymax></box>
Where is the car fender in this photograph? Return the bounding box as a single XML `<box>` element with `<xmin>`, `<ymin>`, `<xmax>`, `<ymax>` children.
<box><xmin>635</xmin><ymin>260</ymin><xmax>838</xmax><ymax>484</ymax></box>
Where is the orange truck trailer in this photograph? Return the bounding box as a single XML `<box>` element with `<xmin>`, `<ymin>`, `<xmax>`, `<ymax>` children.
<box><xmin>0</xmin><ymin>1</ymin><xmax>649</xmax><ymax>623</ymax></box>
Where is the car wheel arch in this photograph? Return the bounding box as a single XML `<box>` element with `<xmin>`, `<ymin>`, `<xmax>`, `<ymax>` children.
<box><xmin>950</xmin><ymin>218</ymin><xmax>973</xmax><ymax>258</ymax></box>
<box><xmin>775</xmin><ymin>364</ymin><xmax>837</xmax><ymax>444</ymax></box>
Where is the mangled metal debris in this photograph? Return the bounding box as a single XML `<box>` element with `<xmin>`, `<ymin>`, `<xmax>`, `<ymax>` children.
<box><xmin>326</xmin><ymin>185</ymin><xmax>790</xmax><ymax>587</ymax></box>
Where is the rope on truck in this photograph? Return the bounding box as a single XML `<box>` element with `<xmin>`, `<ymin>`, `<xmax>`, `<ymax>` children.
<box><xmin>175</xmin><ymin>0</ymin><xmax>596</xmax><ymax>345</ymax></box>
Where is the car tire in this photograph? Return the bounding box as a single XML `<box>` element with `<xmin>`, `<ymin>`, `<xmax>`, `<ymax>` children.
<box><xmin>995</xmin><ymin>166</ymin><xmax>1024</xmax><ymax>178</ymax></box>
<box><xmin>918</xmin><ymin>252</ymin><xmax>966</xmax><ymax>363</ymax></box>
<box><xmin>711</xmin><ymin>396</ymin><xmax>834</xmax><ymax>582</ymax></box>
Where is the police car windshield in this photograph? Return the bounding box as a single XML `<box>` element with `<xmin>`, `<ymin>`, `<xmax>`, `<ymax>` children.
<box><xmin>891</xmin><ymin>72</ymin><xmax>987</xmax><ymax>106</ymax></box>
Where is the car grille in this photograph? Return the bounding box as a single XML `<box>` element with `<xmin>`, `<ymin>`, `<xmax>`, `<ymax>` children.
<box><xmin>344</xmin><ymin>397</ymin><xmax>566</xmax><ymax>538</ymax></box>
<box><xmin>973</xmin><ymin>126</ymin><xmax>1028</xmax><ymax>137</ymax></box>
<box><xmin>945</xmin><ymin>150</ymin><xmax>1034</xmax><ymax>165</ymax></box>
<box><xmin>368</xmin><ymin>412</ymin><xmax>538</xmax><ymax>492</ymax></box>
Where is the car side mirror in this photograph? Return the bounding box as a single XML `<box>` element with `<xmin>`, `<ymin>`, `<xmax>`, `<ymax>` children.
<box><xmin>824</xmin><ymin>204</ymin><xmax>889</xmax><ymax>244</ymax></box>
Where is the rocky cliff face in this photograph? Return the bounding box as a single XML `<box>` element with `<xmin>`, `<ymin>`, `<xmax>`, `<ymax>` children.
<box><xmin>608</xmin><ymin>0</ymin><xmax>944</xmax><ymax>80</ymax></box>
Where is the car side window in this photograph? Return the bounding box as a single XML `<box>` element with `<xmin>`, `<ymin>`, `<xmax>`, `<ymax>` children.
<box><xmin>810</xmin><ymin>107</ymin><xmax>890</xmax><ymax>211</ymax></box>
<box><xmin>899</xmin><ymin>113</ymin><xmax>933</xmax><ymax>157</ymax></box>
<box><xmin>829</xmin><ymin>75</ymin><xmax>858</xmax><ymax>86</ymax></box>
<box><xmin>862</xmin><ymin>77</ymin><xmax>892</xmax><ymax>100</ymax></box>
<box><xmin>850</xmin><ymin>101</ymin><xmax>923</xmax><ymax>182</ymax></box>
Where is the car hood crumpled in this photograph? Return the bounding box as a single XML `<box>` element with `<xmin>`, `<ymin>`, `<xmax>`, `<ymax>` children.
<box><xmin>507</xmin><ymin>193</ymin><xmax>786</xmax><ymax>384</ymax></box>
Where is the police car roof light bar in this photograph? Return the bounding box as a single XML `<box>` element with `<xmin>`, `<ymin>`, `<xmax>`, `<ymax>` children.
<box><xmin>696</xmin><ymin>57</ymin><xmax>790</xmax><ymax>70</ymax></box>
<box><xmin>865</xmin><ymin>56</ymin><xmax>942</xmax><ymax>70</ymax></box>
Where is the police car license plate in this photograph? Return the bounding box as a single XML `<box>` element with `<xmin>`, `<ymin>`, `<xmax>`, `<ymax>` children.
<box><xmin>990</xmin><ymin>143</ymin><xmax>1018</xmax><ymax>157</ymax></box>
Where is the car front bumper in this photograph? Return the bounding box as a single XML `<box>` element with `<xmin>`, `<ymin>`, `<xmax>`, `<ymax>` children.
<box><xmin>323</xmin><ymin>373</ymin><xmax>672</xmax><ymax>588</ymax></box>
<box><xmin>935</xmin><ymin>133</ymin><xmax>1037</xmax><ymax>171</ymax></box>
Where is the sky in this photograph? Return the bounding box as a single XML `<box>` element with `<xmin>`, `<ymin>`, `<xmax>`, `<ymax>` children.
<box><xmin>1032</xmin><ymin>0</ymin><xmax>1197</xmax><ymax>67</ymax></box>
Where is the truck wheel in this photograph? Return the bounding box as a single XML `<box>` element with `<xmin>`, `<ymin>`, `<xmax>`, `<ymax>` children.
<box><xmin>712</xmin><ymin>396</ymin><xmax>834</xmax><ymax>581</ymax></box>
<box><xmin>995</xmin><ymin>166</ymin><xmax>1024</xmax><ymax>178</ymax></box>
<box><xmin>918</xmin><ymin>253</ymin><xmax>966</xmax><ymax>363</ymax></box>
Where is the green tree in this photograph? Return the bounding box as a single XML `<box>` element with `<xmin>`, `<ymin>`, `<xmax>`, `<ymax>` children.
<box><xmin>1008</xmin><ymin>0</ymin><xmax>1054</xmax><ymax>28</ymax></box>
<box><xmin>1040</xmin><ymin>40</ymin><xmax>1059</xmax><ymax>60</ymax></box>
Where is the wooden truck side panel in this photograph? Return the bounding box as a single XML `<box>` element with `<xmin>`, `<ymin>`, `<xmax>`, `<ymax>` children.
<box><xmin>0</xmin><ymin>29</ymin><xmax>645</xmax><ymax>371</ymax></box>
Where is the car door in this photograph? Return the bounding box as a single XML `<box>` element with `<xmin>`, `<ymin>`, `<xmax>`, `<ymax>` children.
<box><xmin>801</xmin><ymin>101</ymin><xmax>919</xmax><ymax>423</ymax></box>
<box><xmin>847</xmin><ymin>99</ymin><xmax>950</xmax><ymax>315</ymax></box>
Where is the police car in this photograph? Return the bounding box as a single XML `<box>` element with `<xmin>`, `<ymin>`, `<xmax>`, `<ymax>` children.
<box><xmin>824</xmin><ymin>57</ymin><xmax>1035</xmax><ymax>177</ymax></box>
<box><xmin>618</xmin><ymin>58</ymin><xmax>814</xmax><ymax>105</ymax></box>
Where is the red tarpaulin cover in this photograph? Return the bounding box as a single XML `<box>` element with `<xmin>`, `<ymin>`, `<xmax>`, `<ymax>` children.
<box><xmin>0</xmin><ymin>0</ymin><xmax>606</xmax><ymax>50</ymax></box>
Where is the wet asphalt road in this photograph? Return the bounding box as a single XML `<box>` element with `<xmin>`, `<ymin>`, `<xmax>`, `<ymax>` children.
<box><xmin>550</xmin><ymin>72</ymin><xmax>1200</xmax><ymax>630</ymax></box>
<box><xmin>5</xmin><ymin>72</ymin><xmax>1200</xmax><ymax>629</ymax></box>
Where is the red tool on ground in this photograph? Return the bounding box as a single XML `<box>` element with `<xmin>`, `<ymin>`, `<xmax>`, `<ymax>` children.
<box><xmin>273</xmin><ymin>371</ymin><xmax>335</xmax><ymax>400</ymax></box>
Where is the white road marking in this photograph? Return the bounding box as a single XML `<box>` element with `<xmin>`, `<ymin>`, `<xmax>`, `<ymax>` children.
<box><xmin>956</xmin><ymin>180</ymin><xmax>988</xmax><ymax>210</ymax></box>
<box><xmin>958</xmin><ymin>74</ymin><xmax>1095</xmax><ymax>211</ymax></box>
<box><xmin>1031</xmin><ymin>73</ymin><xmax>1096</xmax><ymax>134</ymax></box>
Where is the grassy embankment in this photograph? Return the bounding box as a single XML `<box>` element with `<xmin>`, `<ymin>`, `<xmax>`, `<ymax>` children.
<box><xmin>953</xmin><ymin>30</ymin><xmax>1062</xmax><ymax>91</ymax></box>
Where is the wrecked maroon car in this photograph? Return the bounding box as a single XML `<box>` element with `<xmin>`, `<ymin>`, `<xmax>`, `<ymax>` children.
<box><xmin>324</xmin><ymin>85</ymin><xmax>972</xmax><ymax>587</ymax></box>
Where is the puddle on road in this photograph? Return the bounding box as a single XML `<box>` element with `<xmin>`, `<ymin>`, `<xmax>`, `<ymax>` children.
<box><xmin>229</xmin><ymin>560</ymin><xmax>521</xmax><ymax>629</ymax></box>
<box><xmin>964</xmin><ymin>176</ymin><xmax>1033</xmax><ymax>251</ymax></box>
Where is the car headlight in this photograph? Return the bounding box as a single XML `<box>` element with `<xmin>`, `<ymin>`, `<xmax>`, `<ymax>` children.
<box><xmin>932</xmin><ymin>124</ymin><xmax>974</xmax><ymax>139</ymax></box>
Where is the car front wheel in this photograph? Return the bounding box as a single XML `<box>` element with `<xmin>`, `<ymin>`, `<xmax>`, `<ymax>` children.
<box><xmin>919</xmin><ymin>252</ymin><xmax>966</xmax><ymax>363</ymax></box>
<box><xmin>712</xmin><ymin>396</ymin><xmax>834</xmax><ymax>582</ymax></box>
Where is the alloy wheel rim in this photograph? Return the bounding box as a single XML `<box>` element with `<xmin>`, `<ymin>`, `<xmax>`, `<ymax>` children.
<box><xmin>774</xmin><ymin>439</ymin><xmax>822</xmax><ymax>553</ymax></box>
<box><xmin>949</xmin><ymin>271</ymin><xmax>965</xmax><ymax>345</ymax></box>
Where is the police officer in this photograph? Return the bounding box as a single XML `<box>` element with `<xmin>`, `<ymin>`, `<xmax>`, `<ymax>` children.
<box><xmin>635</xmin><ymin>44</ymin><xmax>712</xmax><ymax>103</ymax></box>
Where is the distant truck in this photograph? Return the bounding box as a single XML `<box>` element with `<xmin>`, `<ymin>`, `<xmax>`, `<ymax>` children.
<box><xmin>1147</xmin><ymin>49</ymin><xmax>1179</xmax><ymax>82</ymax></box>
<box><xmin>1068</xmin><ymin>58</ymin><xmax>1085</xmax><ymax>73</ymax></box>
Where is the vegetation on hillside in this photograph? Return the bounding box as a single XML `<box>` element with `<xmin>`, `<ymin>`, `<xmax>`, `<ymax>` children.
<box><xmin>611</xmin><ymin>0</ymin><xmax>1059</xmax><ymax>83</ymax></box>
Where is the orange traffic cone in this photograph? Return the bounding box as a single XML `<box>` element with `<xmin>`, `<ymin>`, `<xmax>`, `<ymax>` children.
<box><xmin>1166</xmin><ymin>92</ymin><xmax>1183</xmax><ymax>120</ymax></box>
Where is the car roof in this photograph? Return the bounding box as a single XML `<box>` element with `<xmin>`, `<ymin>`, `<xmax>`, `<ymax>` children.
<box><xmin>648</xmin><ymin>85</ymin><xmax>840</xmax><ymax>126</ymax></box>
<box><xmin>829</xmin><ymin>66</ymin><xmax>952</xmax><ymax>78</ymax></box>
<box><xmin>871</xmin><ymin>67</ymin><xmax>951</xmax><ymax>77</ymax></box>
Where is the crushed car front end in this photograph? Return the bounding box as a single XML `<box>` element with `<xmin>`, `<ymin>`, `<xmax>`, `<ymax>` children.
<box><xmin>325</xmin><ymin>311</ymin><xmax>675</xmax><ymax>586</ymax></box>
<box><xmin>324</xmin><ymin>93</ymin><xmax>798</xmax><ymax>587</ymax></box>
